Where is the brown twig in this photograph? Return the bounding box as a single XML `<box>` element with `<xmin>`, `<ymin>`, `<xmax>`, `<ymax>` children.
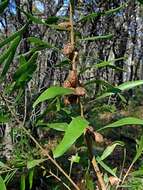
<box><xmin>92</xmin><ymin>157</ymin><xmax>107</xmax><ymax>190</ymax></box>
<box><xmin>69</xmin><ymin>1</ymin><xmax>74</xmax><ymax>48</ymax></box>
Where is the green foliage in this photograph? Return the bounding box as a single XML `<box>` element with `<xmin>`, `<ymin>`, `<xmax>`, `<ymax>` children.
<box><xmin>79</xmin><ymin>34</ymin><xmax>113</xmax><ymax>41</ymax></box>
<box><xmin>53</xmin><ymin>116</ymin><xmax>89</xmax><ymax>158</ymax></box>
<box><xmin>98</xmin><ymin>117</ymin><xmax>143</xmax><ymax>131</ymax></box>
<box><xmin>37</xmin><ymin>121</ymin><xmax>68</xmax><ymax>131</ymax></box>
<box><xmin>27</xmin><ymin>159</ymin><xmax>47</xmax><ymax>169</ymax></box>
<box><xmin>0</xmin><ymin>0</ymin><xmax>9</xmax><ymax>15</ymax></box>
<box><xmin>0</xmin><ymin>176</ymin><xmax>6</xmax><ymax>190</ymax></box>
<box><xmin>33</xmin><ymin>86</ymin><xmax>75</xmax><ymax>107</ymax></box>
<box><xmin>99</xmin><ymin>141</ymin><xmax>124</xmax><ymax>161</ymax></box>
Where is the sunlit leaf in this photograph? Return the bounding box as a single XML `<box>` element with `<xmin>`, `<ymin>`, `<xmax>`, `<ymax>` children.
<box><xmin>53</xmin><ymin>116</ymin><xmax>89</xmax><ymax>158</ymax></box>
<box><xmin>29</xmin><ymin>168</ymin><xmax>34</xmax><ymax>190</ymax></box>
<box><xmin>33</xmin><ymin>86</ymin><xmax>75</xmax><ymax>107</ymax></box>
<box><xmin>20</xmin><ymin>174</ymin><xmax>25</xmax><ymax>190</ymax></box>
<box><xmin>0</xmin><ymin>176</ymin><xmax>6</xmax><ymax>190</ymax></box>
<box><xmin>98</xmin><ymin>117</ymin><xmax>143</xmax><ymax>131</ymax></box>
<box><xmin>27</xmin><ymin>159</ymin><xmax>47</xmax><ymax>169</ymax></box>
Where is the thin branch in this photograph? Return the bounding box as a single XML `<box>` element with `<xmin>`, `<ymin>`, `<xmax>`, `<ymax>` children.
<box><xmin>92</xmin><ymin>157</ymin><xmax>107</xmax><ymax>190</ymax></box>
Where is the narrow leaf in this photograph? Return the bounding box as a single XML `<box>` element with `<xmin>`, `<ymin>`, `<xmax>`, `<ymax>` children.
<box><xmin>97</xmin><ymin>157</ymin><xmax>117</xmax><ymax>177</ymax></box>
<box><xmin>1</xmin><ymin>36</ymin><xmax>21</xmax><ymax>78</ymax></box>
<box><xmin>33</xmin><ymin>86</ymin><xmax>75</xmax><ymax>107</ymax></box>
<box><xmin>29</xmin><ymin>168</ymin><xmax>34</xmax><ymax>190</ymax></box>
<box><xmin>0</xmin><ymin>176</ymin><xmax>6</xmax><ymax>190</ymax></box>
<box><xmin>100</xmin><ymin>141</ymin><xmax>124</xmax><ymax>161</ymax></box>
<box><xmin>53</xmin><ymin>116</ymin><xmax>89</xmax><ymax>158</ymax></box>
<box><xmin>37</xmin><ymin>122</ymin><xmax>68</xmax><ymax>131</ymax></box>
<box><xmin>27</xmin><ymin>159</ymin><xmax>47</xmax><ymax>169</ymax></box>
<box><xmin>20</xmin><ymin>174</ymin><xmax>25</xmax><ymax>190</ymax></box>
<box><xmin>0</xmin><ymin>23</ymin><xmax>28</xmax><ymax>48</ymax></box>
<box><xmin>97</xmin><ymin>117</ymin><xmax>143</xmax><ymax>131</ymax></box>
<box><xmin>79</xmin><ymin>34</ymin><xmax>113</xmax><ymax>41</ymax></box>
<box><xmin>0</xmin><ymin>0</ymin><xmax>8</xmax><ymax>15</ymax></box>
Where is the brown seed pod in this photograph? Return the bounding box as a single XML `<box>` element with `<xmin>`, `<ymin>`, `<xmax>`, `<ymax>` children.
<box><xmin>68</xmin><ymin>70</ymin><xmax>78</xmax><ymax>87</ymax></box>
<box><xmin>94</xmin><ymin>132</ymin><xmax>104</xmax><ymax>143</ymax></box>
<box><xmin>58</xmin><ymin>22</ymin><xmax>71</xmax><ymax>29</ymax></box>
<box><xmin>62</xmin><ymin>43</ymin><xmax>74</xmax><ymax>57</ymax></box>
<box><xmin>75</xmin><ymin>87</ymin><xmax>86</xmax><ymax>96</ymax></box>
<box><xmin>63</xmin><ymin>80</ymin><xmax>72</xmax><ymax>88</ymax></box>
<box><xmin>109</xmin><ymin>176</ymin><xmax>120</xmax><ymax>186</ymax></box>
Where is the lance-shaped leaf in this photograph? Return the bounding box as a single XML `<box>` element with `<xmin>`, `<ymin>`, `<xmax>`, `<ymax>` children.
<box><xmin>20</xmin><ymin>174</ymin><xmax>25</xmax><ymax>190</ymax></box>
<box><xmin>27</xmin><ymin>159</ymin><xmax>47</xmax><ymax>169</ymax></box>
<box><xmin>1</xmin><ymin>36</ymin><xmax>21</xmax><ymax>79</ymax></box>
<box><xmin>97</xmin><ymin>117</ymin><xmax>143</xmax><ymax>131</ymax></box>
<box><xmin>0</xmin><ymin>23</ymin><xmax>28</xmax><ymax>48</ymax></box>
<box><xmin>33</xmin><ymin>86</ymin><xmax>75</xmax><ymax>107</ymax></box>
<box><xmin>0</xmin><ymin>0</ymin><xmax>8</xmax><ymax>15</ymax></box>
<box><xmin>100</xmin><ymin>141</ymin><xmax>124</xmax><ymax>161</ymax></box>
<box><xmin>133</xmin><ymin>135</ymin><xmax>143</xmax><ymax>164</ymax></box>
<box><xmin>79</xmin><ymin>34</ymin><xmax>113</xmax><ymax>41</ymax></box>
<box><xmin>13</xmin><ymin>52</ymin><xmax>38</xmax><ymax>88</ymax></box>
<box><xmin>0</xmin><ymin>176</ymin><xmax>6</xmax><ymax>190</ymax></box>
<box><xmin>96</xmin><ymin>156</ymin><xmax>117</xmax><ymax>177</ymax></box>
<box><xmin>37</xmin><ymin>121</ymin><xmax>68</xmax><ymax>132</ymax></box>
<box><xmin>79</xmin><ymin>4</ymin><xmax>126</xmax><ymax>22</ymax></box>
<box><xmin>53</xmin><ymin>116</ymin><xmax>89</xmax><ymax>158</ymax></box>
<box><xmin>96</xmin><ymin>80</ymin><xmax>143</xmax><ymax>100</ymax></box>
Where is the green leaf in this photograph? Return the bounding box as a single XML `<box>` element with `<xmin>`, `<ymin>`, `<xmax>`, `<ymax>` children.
<box><xmin>85</xmin><ymin>171</ymin><xmax>94</xmax><ymax>190</ymax></box>
<box><xmin>0</xmin><ymin>114</ymin><xmax>9</xmax><ymax>123</ymax></box>
<box><xmin>53</xmin><ymin>116</ymin><xmax>89</xmax><ymax>158</ymax></box>
<box><xmin>97</xmin><ymin>117</ymin><xmax>143</xmax><ymax>131</ymax></box>
<box><xmin>0</xmin><ymin>23</ymin><xmax>28</xmax><ymax>48</ymax></box>
<box><xmin>29</xmin><ymin>168</ymin><xmax>34</xmax><ymax>190</ymax></box>
<box><xmin>96</xmin><ymin>157</ymin><xmax>117</xmax><ymax>177</ymax></box>
<box><xmin>79</xmin><ymin>34</ymin><xmax>113</xmax><ymax>41</ymax></box>
<box><xmin>118</xmin><ymin>80</ymin><xmax>143</xmax><ymax>91</ymax></box>
<box><xmin>96</xmin><ymin>80</ymin><xmax>143</xmax><ymax>100</ymax></box>
<box><xmin>20</xmin><ymin>174</ymin><xmax>25</xmax><ymax>190</ymax></box>
<box><xmin>100</xmin><ymin>141</ymin><xmax>124</xmax><ymax>161</ymax></box>
<box><xmin>133</xmin><ymin>136</ymin><xmax>143</xmax><ymax>163</ymax></box>
<box><xmin>13</xmin><ymin>52</ymin><xmax>38</xmax><ymax>81</ymax></box>
<box><xmin>96</xmin><ymin>92</ymin><xmax>114</xmax><ymax>100</ymax></box>
<box><xmin>45</xmin><ymin>16</ymin><xmax>59</xmax><ymax>24</ymax></box>
<box><xmin>0</xmin><ymin>46</ymin><xmax>12</xmax><ymax>65</ymax></box>
<box><xmin>137</xmin><ymin>0</ymin><xmax>143</xmax><ymax>4</ymax></box>
<box><xmin>37</xmin><ymin>121</ymin><xmax>68</xmax><ymax>131</ymax></box>
<box><xmin>27</xmin><ymin>159</ymin><xmax>47</xmax><ymax>169</ymax></box>
<box><xmin>0</xmin><ymin>161</ymin><xmax>9</xmax><ymax>169</ymax></box>
<box><xmin>79</xmin><ymin>4</ymin><xmax>126</xmax><ymax>22</ymax></box>
<box><xmin>70</xmin><ymin>154</ymin><xmax>80</xmax><ymax>163</ymax></box>
<box><xmin>1</xmin><ymin>36</ymin><xmax>21</xmax><ymax>78</ymax></box>
<box><xmin>33</xmin><ymin>86</ymin><xmax>75</xmax><ymax>107</ymax></box>
<box><xmin>21</xmin><ymin>10</ymin><xmax>46</xmax><ymax>25</ymax></box>
<box><xmin>0</xmin><ymin>0</ymin><xmax>8</xmax><ymax>15</ymax></box>
<box><xmin>28</xmin><ymin>37</ymin><xmax>53</xmax><ymax>49</ymax></box>
<box><xmin>0</xmin><ymin>176</ymin><xmax>6</xmax><ymax>190</ymax></box>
